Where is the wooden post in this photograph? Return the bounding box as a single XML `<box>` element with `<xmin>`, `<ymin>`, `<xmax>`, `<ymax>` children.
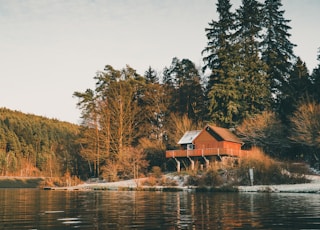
<box><xmin>174</xmin><ymin>158</ymin><xmax>180</xmax><ymax>172</ymax></box>
<box><xmin>249</xmin><ymin>168</ymin><xmax>254</xmax><ymax>186</ymax></box>
<box><xmin>188</xmin><ymin>157</ymin><xmax>195</xmax><ymax>171</ymax></box>
<box><xmin>202</xmin><ymin>149</ymin><xmax>210</xmax><ymax>170</ymax></box>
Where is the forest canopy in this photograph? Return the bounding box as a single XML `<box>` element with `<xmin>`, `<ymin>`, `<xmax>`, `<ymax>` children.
<box><xmin>0</xmin><ymin>108</ymin><xmax>82</xmax><ymax>177</ymax></box>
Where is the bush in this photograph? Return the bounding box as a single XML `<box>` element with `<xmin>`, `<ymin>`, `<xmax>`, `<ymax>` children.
<box><xmin>151</xmin><ymin>166</ymin><xmax>162</xmax><ymax>178</ymax></box>
<box><xmin>183</xmin><ymin>169</ymin><xmax>223</xmax><ymax>187</ymax></box>
<box><xmin>199</xmin><ymin>170</ymin><xmax>223</xmax><ymax>187</ymax></box>
<box><xmin>142</xmin><ymin>175</ymin><xmax>178</xmax><ymax>187</ymax></box>
<box><xmin>237</xmin><ymin>148</ymin><xmax>309</xmax><ymax>185</ymax></box>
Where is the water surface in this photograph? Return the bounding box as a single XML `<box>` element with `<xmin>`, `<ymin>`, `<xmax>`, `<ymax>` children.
<box><xmin>1</xmin><ymin>189</ymin><xmax>320</xmax><ymax>229</ymax></box>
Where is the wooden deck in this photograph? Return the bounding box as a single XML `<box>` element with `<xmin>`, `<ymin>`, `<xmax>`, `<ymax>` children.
<box><xmin>166</xmin><ymin>148</ymin><xmax>248</xmax><ymax>158</ymax></box>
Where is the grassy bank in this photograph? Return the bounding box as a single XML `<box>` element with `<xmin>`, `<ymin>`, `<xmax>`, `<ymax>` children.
<box><xmin>0</xmin><ymin>177</ymin><xmax>44</xmax><ymax>188</ymax></box>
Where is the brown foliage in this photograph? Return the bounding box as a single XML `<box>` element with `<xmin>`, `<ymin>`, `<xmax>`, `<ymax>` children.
<box><xmin>166</xmin><ymin>114</ymin><xmax>203</xmax><ymax>148</ymax></box>
<box><xmin>238</xmin><ymin>148</ymin><xmax>308</xmax><ymax>185</ymax></box>
<box><xmin>236</xmin><ymin>111</ymin><xmax>289</xmax><ymax>155</ymax></box>
<box><xmin>290</xmin><ymin>101</ymin><xmax>320</xmax><ymax>148</ymax></box>
<box><xmin>101</xmin><ymin>146</ymin><xmax>149</xmax><ymax>181</ymax></box>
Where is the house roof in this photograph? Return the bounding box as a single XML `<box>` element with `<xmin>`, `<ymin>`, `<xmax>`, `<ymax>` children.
<box><xmin>206</xmin><ymin>125</ymin><xmax>243</xmax><ymax>144</ymax></box>
<box><xmin>177</xmin><ymin>130</ymin><xmax>201</xmax><ymax>145</ymax></box>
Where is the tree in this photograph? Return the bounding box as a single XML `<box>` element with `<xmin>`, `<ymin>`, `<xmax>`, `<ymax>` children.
<box><xmin>202</xmin><ymin>0</ymin><xmax>241</xmax><ymax>127</ymax></box>
<box><xmin>236</xmin><ymin>111</ymin><xmax>289</xmax><ymax>156</ymax></box>
<box><xmin>163</xmin><ymin>58</ymin><xmax>206</xmax><ymax>123</ymax></box>
<box><xmin>75</xmin><ymin>65</ymin><xmax>159</xmax><ymax>180</ymax></box>
<box><xmin>107</xmin><ymin>79</ymin><xmax>142</xmax><ymax>157</ymax></box>
<box><xmin>261</xmin><ymin>0</ymin><xmax>296</xmax><ymax>109</ymax></box>
<box><xmin>311</xmin><ymin>48</ymin><xmax>320</xmax><ymax>101</ymax></box>
<box><xmin>0</xmin><ymin>108</ymin><xmax>80</xmax><ymax>177</ymax></box>
<box><xmin>138</xmin><ymin>81</ymin><xmax>169</xmax><ymax>143</ymax></box>
<box><xmin>203</xmin><ymin>0</ymin><xmax>270</xmax><ymax>127</ymax></box>
<box><xmin>234</xmin><ymin>0</ymin><xmax>271</xmax><ymax>120</ymax></box>
<box><xmin>202</xmin><ymin>0</ymin><xmax>235</xmax><ymax>78</ymax></box>
<box><xmin>165</xmin><ymin>113</ymin><xmax>203</xmax><ymax>149</ymax></box>
<box><xmin>138</xmin><ymin>137</ymin><xmax>166</xmax><ymax>170</ymax></box>
<box><xmin>279</xmin><ymin>57</ymin><xmax>312</xmax><ymax>122</ymax></box>
<box><xmin>289</xmin><ymin>100</ymin><xmax>320</xmax><ymax>165</ymax></box>
<box><xmin>120</xmin><ymin>146</ymin><xmax>149</xmax><ymax>180</ymax></box>
<box><xmin>144</xmin><ymin>66</ymin><xmax>159</xmax><ymax>84</ymax></box>
<box><xmin>73</xmin><ymin>89</ymin><xmax>101</xmax><ymax>177</ymax></box>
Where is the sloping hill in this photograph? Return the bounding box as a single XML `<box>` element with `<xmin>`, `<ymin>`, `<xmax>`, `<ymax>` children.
<box><xmin>0</xmin><ymin>108</ymin><xmax>82</xmax><ymax>177</ymax></box>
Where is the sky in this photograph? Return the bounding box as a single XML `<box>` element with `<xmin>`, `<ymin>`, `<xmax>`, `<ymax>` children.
<box><xmin>0</xmin><ymin>0</ymin><xmax>319</xmax><ymax>124</ymax></box>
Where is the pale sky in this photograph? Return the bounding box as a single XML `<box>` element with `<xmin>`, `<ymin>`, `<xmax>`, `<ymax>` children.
<box><xmin>0</xmin><ymin>0</ymin><xmax>319</xmax><ymax>124</ymax></box>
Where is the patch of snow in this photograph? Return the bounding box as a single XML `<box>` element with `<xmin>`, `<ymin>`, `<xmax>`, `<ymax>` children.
<box><xmin>238</xmin><ymin>175</ymin><xmax>320</xmax><ymax>193</ymax></box>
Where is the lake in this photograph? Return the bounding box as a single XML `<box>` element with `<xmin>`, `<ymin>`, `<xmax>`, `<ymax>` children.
<box><xmin>1</xmin><ymin>189</ymin><xmax>320</xmax><ymax>229</ymax></box>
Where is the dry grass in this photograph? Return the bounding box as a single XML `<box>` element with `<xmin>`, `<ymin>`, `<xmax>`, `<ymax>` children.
<box><xmin>238</xmin><ymin>147</ymin><xmax>309</xmax><ymax>185</ymax></box>
<box><xmin>240</xmin><ymin>147</ymin><xmax>274</xmax><ymax>167</ymax></box>
<box><xmin>0</xmin><ymin>173</ymin><xmax>82</xmax><ymax>188</ymax></box>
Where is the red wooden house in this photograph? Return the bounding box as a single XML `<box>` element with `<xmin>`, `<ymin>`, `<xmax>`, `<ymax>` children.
<box><xmin>166</xmin><ymin>125</ymin><xmax>245</xmax><ymax>171</ymax></box>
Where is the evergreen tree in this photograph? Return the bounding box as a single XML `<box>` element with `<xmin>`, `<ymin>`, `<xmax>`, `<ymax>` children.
<box><xmin>144</xmin><ymin>66</ymin><xmax>159</xmax><ymax>84</ymax></box>
<box><xmin>279</xmin><ymin>57</ymin><xmax>312</xmax><ymax>121</ymax></box>
<box><xmin>163</xmin><ymin>58</ymin><xmax>205</xmax><ymax>123</ymax></box>
<box><xmin>202</xmin><ymin>0</ymin><xmax>235</xmax><ymax>77</ymax></box>
<box><xmin>261</xmin><ymin>0</ymin><xmax>296</xmax><ymax>109</ymax></box>
<box><xmin>202</xmin><ymin>0</ymin><xmax>241</xmax><ymax>127</ymax></box>
<box><xmin>0</xmin><ymin>108</ymin><xmax>80</xmax><ymax>177</ymax></box>
<box><xmin>138</xmin><ymin>81</ymin><xmax>169</xmax><ymax>143</ymax></box>
<box><xmin>234</xmin><ymin>0</ymin><xmax>271</xmax><ymax>120</ymax></box>
<box><xmin>311</xmin><ymin>48</ymin><xmax>320</xmax><ymax>101</ymax></box>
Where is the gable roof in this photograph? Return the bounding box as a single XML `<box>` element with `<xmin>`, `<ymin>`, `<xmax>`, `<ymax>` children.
<box><xmin>205</xmin><ymin>125</ymin><xmax>242</xmax><ymax>144</ymax></box>
<box><xmin>177</xmin><ymin>130</ymin><xmax>201</xmax><ymax>145</ymax></box>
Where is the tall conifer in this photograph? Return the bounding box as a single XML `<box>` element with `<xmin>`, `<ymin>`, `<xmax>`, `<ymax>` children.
<box><xmin>163</xmin><ymin>58</ymin><xmax>205</xmax><ymax>123</ymax></box>
<box><xmin>311</xmin><ymin>49</ymin><xmax>320</xmax><ymax>101</ymax></box>
<box><xmin>234</xmin><ymin>0</ymin><xmax>270</xmax><ymax>120</ymax></box>
<box><xmin>279</xmin><ymin>57</ymin><xmax>311</xmax><ymax>121</ymax></box>
<box><xmin>261</xmin><ymin>0</ymin><xmax>296</xmax><ymax>109</ymax></box>
<box><xmin>202</xmin><ymin>0</ymin><xmax>241</xmax><ymax>127</ymax></box>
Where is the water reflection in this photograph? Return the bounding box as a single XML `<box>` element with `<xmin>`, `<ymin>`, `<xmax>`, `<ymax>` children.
<box><xmin>1</xmin><ymin>189</ymin><xmax>320</xmax><ymax>229</ymax></box>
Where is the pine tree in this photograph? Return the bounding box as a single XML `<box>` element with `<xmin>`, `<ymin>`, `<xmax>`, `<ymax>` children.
<box><xmin>163</xmin><ymin>58</ymin><xmax>205</xmax><ymax>123</ymax></box>
<box><xmin>144</xmin><ymin>66</ymin><xmax>159</xmax><ymax>84</ymax></box>
<box><xmin>202</xmin><ymin>0</ymin><xmax>241</xmax><ymax>127</ymax></box>
<box><xmin>261</xmin><ymin>0</ymin><xmax>296</xmax><ymax>109</ymax></box>
<box><xmin>279</xmin><ymin>57</ymin><xmax>312</xmax><ymax>121</ymax></box>
<box><xmin>234</xmin><ymin>0</ymin><xmax>271</xmax><ymax>120</ymax></box>
<box><xmin>311</xmin><ymin>48</ymin><xmax>320</xmax><ymax>101</ymax></box>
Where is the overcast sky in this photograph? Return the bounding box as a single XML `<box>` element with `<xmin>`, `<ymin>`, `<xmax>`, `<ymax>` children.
<box><xmin>0</xmin><ymin>0</ymin><xmax>319</xmax><ymax>124</ymax></box>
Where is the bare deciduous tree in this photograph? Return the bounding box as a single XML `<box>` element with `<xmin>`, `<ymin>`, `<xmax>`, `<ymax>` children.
<box><xmin>290</xmin><ymin>101</ymin><xmax>320</xmax><ymax>150</ymax></box>
<box><xmin>236</xmin><ymin>111</ymin><xmax>288</xmax><ymax>156</ymax></box>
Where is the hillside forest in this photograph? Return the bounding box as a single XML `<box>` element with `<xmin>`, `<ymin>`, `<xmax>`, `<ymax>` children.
<box><xmin>1</xmin><ymin>0</ymin><xmax>320</xmax><ymax>180</ymax></box>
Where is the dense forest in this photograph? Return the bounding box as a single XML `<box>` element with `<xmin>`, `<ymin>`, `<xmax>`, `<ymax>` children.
<box><xmin>0</xmin><ymin>108</ymin><xmax>82</xmax><ymax>177</ymax></box>
<box><xmin>1</xmin><ymin>0</ymin><xmax>320</xmax><ymax>180</ymax></box>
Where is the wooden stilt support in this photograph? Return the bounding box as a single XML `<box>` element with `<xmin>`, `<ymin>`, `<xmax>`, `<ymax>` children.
<box><xmin>202</xmin><ymin>149</ymin><xmax>210</xmax><ymax>170</ymax></box>
<box><xmin>174</xmin><ymin>158</ymin><xmax>180</xmax><ymax>172</ymax></box>
<box><xmin>203</xmin><ymin>156</ymin><xmax>209</xmax><ymax>170</ymax></box>
<box><xmin>188</xmin><ymin>157</ymin><xmax>195</xmax><ymax>171</ymax></box>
